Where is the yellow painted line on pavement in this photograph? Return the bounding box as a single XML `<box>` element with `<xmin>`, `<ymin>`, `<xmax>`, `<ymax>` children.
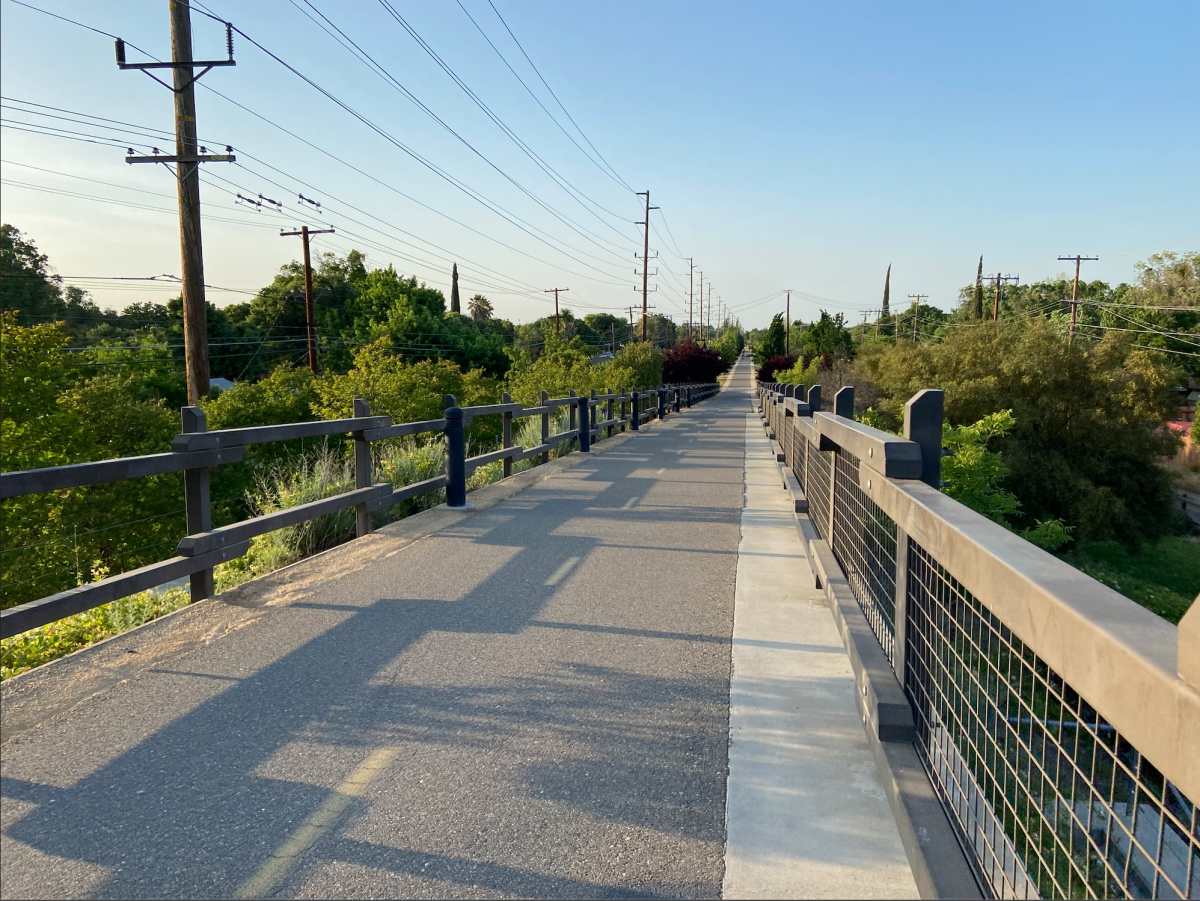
<box><xmin>544</xmin><ymin>556</ymin><xmax>580</xmax><ymax>587</ymax></box>
<box><xmin>235</xmin><ymin>747</ymin><xmax>400</xmax><ymax>899</ymax></box>
<box><xmin>622</xmin><ymin>496</ymin><xmax>639</xmax><ymax>509</ymax></box>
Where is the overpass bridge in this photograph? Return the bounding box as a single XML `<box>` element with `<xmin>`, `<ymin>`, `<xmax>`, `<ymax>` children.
<box><xmin>1</xmin><ymin>359</ymin><xmax>1197</xmax><ymax>899</ymax></box>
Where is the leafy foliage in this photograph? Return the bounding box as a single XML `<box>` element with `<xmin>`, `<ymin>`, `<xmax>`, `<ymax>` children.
<box><xmin>756</xmin><ymin>354</ymin><xmax>795</xmax><ymax>383</ymax></box>
<box><xmin>853</xmin><ymin>317</ymin><xmax>1183</xmax><ymax>545</ymax></box>
<box><xmin>662</xmin><ymin>341</ymin><xmax>729</xmax><ymax>383</ymax></box>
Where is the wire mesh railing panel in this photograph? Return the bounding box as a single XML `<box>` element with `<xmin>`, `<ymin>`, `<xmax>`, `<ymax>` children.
<box><xmin>792</xmin><ymin>426</ymin><xmax>807</xmax><ymax>492</ymax></box>
<box><xmin>831</xmin><ymin>450</ymin><xmax>898</xmax><ymax>663</ymax></box>
<box><xmin>805</xmin><ymin>443</ymin><xmax>833</xmax><ymax>541</ymax></box>
<box><xmin>905</xmin><ymin>540</ymin><xmax>1200</xmax><ymax>900</ymax></box>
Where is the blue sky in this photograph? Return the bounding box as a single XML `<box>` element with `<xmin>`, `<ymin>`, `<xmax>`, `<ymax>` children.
<box><xmin>2</xmin><ymin>0</ymin><xmax>1197</xmax><ymax>329</ymax></box>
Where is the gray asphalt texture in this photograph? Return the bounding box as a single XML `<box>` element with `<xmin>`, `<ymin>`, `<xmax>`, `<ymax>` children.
<box><xmin>1</xmin><ymin>366</ymin><xmax>752</xmax><ymax>900</ymax></box>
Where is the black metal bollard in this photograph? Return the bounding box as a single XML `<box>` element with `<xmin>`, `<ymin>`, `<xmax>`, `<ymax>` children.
<box><xmin>687</xmin><ymin>386</ymin><xmax>692</xmax><ymax>408</ymax></box>
<box><xmin>578</xmin><ymin>395</ymin><xmax>592</xmax><ymax>452</ymax></box>
<box><xmin>630</xmin><ymin>390</ymin><xmax>640</xmax><ymax>430</ymax></box>
<box><xmin>674</xmin><ymin>388</ymin><xmax>681</xmax><ymax>413</ymax></box>
<box><xmin>444</xmin><ymin>398</ymin><xmax>469</xmax><ymax>508</ymax></box>
<box><xmin>658</xmin><ymin>388</ymin><xmax>666</xmax><ymax>420</ymax></box>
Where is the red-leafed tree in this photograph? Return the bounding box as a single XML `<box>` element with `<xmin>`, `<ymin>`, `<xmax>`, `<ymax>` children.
<box><xmin>662</xmin><ymin>341</ymin><xmax>730</xmax><ymax>383</ymax></box>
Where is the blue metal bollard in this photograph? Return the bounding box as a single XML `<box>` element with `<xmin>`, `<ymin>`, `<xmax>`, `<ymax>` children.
<box><xmin>577</xmin><ymin>395</ymin><xmax>591</xmax><ymax>452</ymax></box>
<box><xmin>444</xmin><ymin>397</ymin><xmax>469</xmax><ymax>508</ymax></box>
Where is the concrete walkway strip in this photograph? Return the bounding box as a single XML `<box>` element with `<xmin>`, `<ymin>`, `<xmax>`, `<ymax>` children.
<box><xmin>723</xmin><ymin>408</ymin><xmax>919</xmax><ymax>899</ymax></box>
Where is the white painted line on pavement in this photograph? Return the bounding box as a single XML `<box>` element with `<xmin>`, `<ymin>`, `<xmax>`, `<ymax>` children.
<box><xmin>622</xmin><ymin>496</ymin><xmax>639</xmax><ymax>509</ymax></box>
<box><xmin>544</xmin><ymin>556</ymin><xmax>580</xmax><ymax>586</ymax></box>
<box><xmin>236</xmin><ymin>747</ymin><xmax>400</xmax><ymax>899</ymax></box>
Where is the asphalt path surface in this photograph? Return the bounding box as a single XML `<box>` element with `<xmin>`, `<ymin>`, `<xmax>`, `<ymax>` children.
<box><xmin>1</xmin><ymin>364</ymin><xmax>752</xmax><ymax>899</ymax></box>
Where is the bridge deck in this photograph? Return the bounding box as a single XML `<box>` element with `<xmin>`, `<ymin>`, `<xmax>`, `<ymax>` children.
<box><xmin>1</xmin><ymin>360</ymin><xmax>915</xmax><ymax>899</ymax></box>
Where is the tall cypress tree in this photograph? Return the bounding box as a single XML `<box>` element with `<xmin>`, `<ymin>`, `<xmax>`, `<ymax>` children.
<box><xmin>450</xmin><ymin>263</ymin><xmax>461</xmax><ymax>314</ymax></box>
<box><xmin>974</xmin><ymin>255</ymin><xmax>984</xmax><ymax>319</ymax></box>
<box><xmin>881</xmin><ymin>264</ymin><xmax>891</xmax><ymax>335</ymax></box>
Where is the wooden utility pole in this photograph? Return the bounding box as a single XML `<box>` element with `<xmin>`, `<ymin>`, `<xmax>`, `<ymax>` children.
<box><xmin>280</xmin><ymin>226</ymin><xmax>335</xmax><ymax>373</ymax></box>
<box><xmin>785</xmin><ymin>289</ymin><xmax>791</xmax><ymax>356</ymax></box>
<box><xmin>117</xmin><ymin>1</ymin><xmax>236</xmax><ymax>402</ymax></box>
<box><xmin>908</xmin><ymin>294</ymin><xmax>928</xmax><ymax>342</ymax></box>
<box><xmin>985</xmin><ymin>272</ymin><xmax>1019</xmax><ymax>322</ymax></box>
<box><xmin>1058</xmin><ymin>255</ymin><xmax>1098</xmax><ymax>344</ymax></box>
<box><xmin>700</xmin><ymin>281</ymin><xmax>710</xmax><ymax>345</ymax></box>
<box><xmin>697</xmin><ymin>270</ymin><xmax>703</xmax><ymax>344</ymax></box>
<box><xmin>688</xmin><ymin>257</ymin><xmax>695</xmax><ymax>341</ymax></box>
<box><xmin>636</xmin><ymin>191</ymin><xmax>658</xmax><ymax>341</ymax></box>
<box><xmin>545</xmin><ymin>287</ymin><xmax>569</xmax><ymax>332</ymax></box>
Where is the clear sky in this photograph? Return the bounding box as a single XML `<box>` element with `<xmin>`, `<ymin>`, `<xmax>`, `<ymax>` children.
<box><xmin>2</xmin><ymin>0</ymin><xmax>1197</xmax><ymax>329</ymax></box>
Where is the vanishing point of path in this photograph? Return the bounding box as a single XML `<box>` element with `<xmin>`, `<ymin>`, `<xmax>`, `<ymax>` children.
<box><xmin>1</xmin><ymin>359</ymin><xmax>915</xmax><ymax>899</ymax></box>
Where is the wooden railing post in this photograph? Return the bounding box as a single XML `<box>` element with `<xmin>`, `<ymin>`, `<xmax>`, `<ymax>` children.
<box><xmin>501</xmin><ymin>391</ymin><xmax>513</xmax><ymax>478</ymax></box>
<box><xmin>181</xmin><ymin>406</ymin><xmax>213</xmax><ymax>602</ymax></box>
<box><xmin>606</xmin><ymin>387</ymin><xmax>615</xmax><ymax>439</ymax></box>
<box><xmin>540</xmin><ymin>390</ymin><xmax>550</xmax><ymax>463</ymax></box>
<box><xmin>353</xmin><ymin>398</ymin><xmax>372</xmax><ymax>538</ymax></box>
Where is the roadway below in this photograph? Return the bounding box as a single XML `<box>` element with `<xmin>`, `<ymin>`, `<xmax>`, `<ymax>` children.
<box><xmin>1</xmin><ymin>357</ymin><xmax>915</xmax><ymax>899</ymax></box>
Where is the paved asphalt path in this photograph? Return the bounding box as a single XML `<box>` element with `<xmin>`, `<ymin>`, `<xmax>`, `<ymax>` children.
<box><xmin>1</xmin><ymin>364</ymin><xmax>752</xmax><ymax>899</ymax></box>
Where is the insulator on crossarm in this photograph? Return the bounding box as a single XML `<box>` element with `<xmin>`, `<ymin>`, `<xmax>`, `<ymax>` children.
<box><xmin>226</xmin><ymin>24</ymin><xmax>234</xmax><ymax>60</ymax></box>
<box><xmin>115</xmin><ymin>39</ymin><xmax>126</xmax><ymax>65</ymax></box>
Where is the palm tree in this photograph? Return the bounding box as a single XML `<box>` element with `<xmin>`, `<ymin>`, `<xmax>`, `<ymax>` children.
<box><xmin>468</xmin><ymin>294</ymin><xmax>493</xmax><ymax>321</ymax></box>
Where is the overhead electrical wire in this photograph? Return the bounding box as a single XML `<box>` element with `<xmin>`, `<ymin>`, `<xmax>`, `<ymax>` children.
<box><xmin>188</xmin><ymin>0</ymin><xmax>633</xmax><ymax>282</ymax></box>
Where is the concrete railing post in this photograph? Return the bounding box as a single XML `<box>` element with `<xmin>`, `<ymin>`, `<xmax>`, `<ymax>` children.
<box><xmin>181</xmin><ymin>406</ymin><xmax>213</xmax><ymax>603</ymax></box>
<box><xmin>540</xmin><ymin>390</ymin><xmax>550</xmax><ymax>464</ymax></box>
<box><xmin>904</xmin><ymin>389</ymin><xmax>945</xmax><ymax>489</ymax></box>
<box><xmin>501</xmin><ymin>391</ymin><xmax>513</xmax><ymax>478</ymax></box>
<box><xmin>1180</xmin><ymin>602</ymin><xmax>1200</xmax><ymax>688</ymax></box>
<box><xmin>353</xmin><ymin>398</ymin><xmax>372</xmax><ymax>538</ymax></box>
<box><xmin>806</xmin><ymin>384</ymin><xmax>821</xmax><ymax>414</ymax></box>
<box><xmin>444</xmin><ymin>394</ymin><xmax>469</xmax><ymax>508</ymax></box>
<box><xmin>834</xmin><ymin>385</ymin><xmax>855</xmax><ymax>419</ymax></box>
<box><xmin>578</xmin><ymin>394</ymin><xmax>592</xmax><ymax>452</ymax></box>
<box><xmin>630</xmin><ymin>390</ymin><xmax>640</xmax><ymax>430</ymax></box>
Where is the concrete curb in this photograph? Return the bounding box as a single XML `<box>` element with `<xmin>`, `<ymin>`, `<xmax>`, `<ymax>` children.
<box><xmin>756</xmin><ymin>407</ymin><xmax>983</xmax><ymax>900</ymax></box>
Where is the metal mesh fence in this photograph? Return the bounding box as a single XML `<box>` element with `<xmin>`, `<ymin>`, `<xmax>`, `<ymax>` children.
<box><xmin>905</xmin><ymin>540</ymin><xmax>1199</xmax><ymax>900</ymax></box>
<box><xmin>831</xmin><ymin>450</ymin><xmax>899</xmax><ymax>664</ymax></box>
<box><xmin>805</xmin><ymin>442</ymin><xmax>833</xmax><ymax>542</ymax></box>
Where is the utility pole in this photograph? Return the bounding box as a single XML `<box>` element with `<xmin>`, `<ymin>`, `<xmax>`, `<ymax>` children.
<box><xmin>697</xmin><ymin>270</ymin><xmax>703</xmax><ymax>344</ymax></box>
<box><xmin>785</xmin><ymin>289</ymin><xmax>791</xmax><ymax>356</ymax></box>
<box><xmin>907</xmin><ymin>294</ymin><xmax>928</xmax><ymax>342</ymax></box>
<box><xmin>636</xmin><ymin>190</ymin><xmax>659</xmax><ymax>342</ymax></box>
<box><xmin>280</xmin><ymin>226</ymin><xmax>335</xmax><ymax>374</ymax></box>
<box><xmin>688</xmin><ymin>257</ymin><xmax>694</xmax><ymax>342</ymax></box>
<box><xmin>985</xmin><ymin>272</ymin><xmax>1020</xmax><ymax>322</ymax></box>
<box><xmin>700</xmin><ymin>281</ymin><xmax>710</xmax><ymax>345</ymax></box>
<box><xmin>117</xmin><ymin>2</ymin><xmax>236</xmax><ymax>402</ymax></box>
<box><xmin>545</xmin><ymin>287</ymin><xmax>569</xmax><ymax>332</ymax></box>
<box><xmin>611</xmin><ymin>323</ymin><xmax>616</xmax><ymax>355</ymax></box>
<box><xmin>1057</xmin><ymin>255</ymin><xmax>1098</xmax><ymax>344</ymax></box>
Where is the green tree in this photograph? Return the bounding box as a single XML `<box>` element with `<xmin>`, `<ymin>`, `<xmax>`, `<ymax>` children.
<box><xmin>450</xmin><ymin>263</ymin><xmax>461</xmax><ymax>315</ymax></box>
<box><xmin>881</xmin><ymin>264</ymin><xmax>891</xmax><ymax>335</ymax></box>
<box><xmin>800</xmin><ymin>310</ymin><xmax>855</xmax><ymax>358</ymax></box>
<box><xmin>468</xmin><ymin>294</ymin><xmax>493</xmax><ymax>321</ymax></box>
<box><xmin>974</xmin><ymin>256</ymin><xmax>984</xmax><ymax>320</ymax></box>
<box><xmin>608</xmin><ymin>340</ymin><xmax>664</xmax><ymax>388</ymax></box>
<box><xmin>755</xmin><ymin>313</ymin><xmax>787</xmax><ymax>364</ymax></box>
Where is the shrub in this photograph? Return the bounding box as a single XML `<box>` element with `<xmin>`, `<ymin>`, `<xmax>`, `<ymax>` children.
<box><xmin>662</xmin><ymin>342</ymin><xmax>729</xmax><ymax>383</ymax></box>
<box><xmin>756</xmin><ymin>354</ymin><xmax>795</xmax><ymax>383</ymax></box>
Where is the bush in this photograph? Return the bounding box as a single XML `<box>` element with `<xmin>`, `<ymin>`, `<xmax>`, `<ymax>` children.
<box><xmin>756</xmin><ymin>354</ymin><xmax>795</xmax><ymax>383</ymax></box>
<box><xmin>607</xmin><ymin>341</ymin><xmax>664</xmax><ymax>388</ymax></box>
<box><xmin>662</xmin><ymin>341</ymin><xmax>729</xmax><ymax>383</ymax></box>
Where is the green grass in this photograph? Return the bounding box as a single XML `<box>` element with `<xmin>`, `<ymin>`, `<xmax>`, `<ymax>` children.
<box><xmin>1</xmin><ymin>586</ymin><xmax>190</xmax><ymax>679</ymax></box>
<box><xmin>1061</xmin><ymin>536</ymin><xmax>1200</xmax><ymax>624</ymax></box>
